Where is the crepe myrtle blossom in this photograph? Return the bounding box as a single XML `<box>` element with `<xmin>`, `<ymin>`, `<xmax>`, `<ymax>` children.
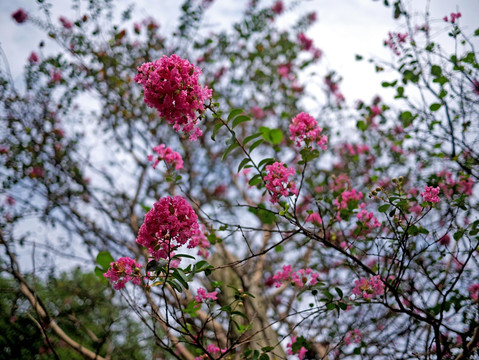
<box><xmin>421</xmin><ymin>185</ymin><xmax>440</xmax><ymax>204</ymax></box>
<box><xmin>289</xmin><ymin>112</ymin><xmax>328</xmax><ymax>149</ymax></box>
<box><xmin>444</xmin><ymin>12</ymin><xmax>461</xmax><ymax>23</ymax></box>
<box><xmin>469</xmin><ymin>283</ymin><xmax>479</xmax><ymax>302</ymax></box>
<box><xmin>134</xmin><ymin>55</ymin><xmax>212</xmax><ymax>141</ymax></box>
<box><xmin>59</xmin><ymin>16</ymin><xmax>73</xmax><ymax>29</ymax></box>
<box><xmin>286</xmin><ymin>336</ymin><xmax>307</xmax><ymax>360</ymax></box>
<box><xmin>271</xmin><ymin>0</ymin><xmax>284</xmax><ymax>14</ymax></box>
<box><xmin>12</xmin><ymin>9</ymin><xmax>28</xmax><ymax>23</ymax></box>
<box><xmin>136</xmin><ymin>196</ymin><xmax>200</xmax><ymax>260</ymax></box>
<box><xmin>104</xmin><ymin>257</ymin><xmax>142</xmax><ymax>290</ymax></box>
<box><xmin>352</xmin><ymin>275</ymin><xmax>385</xmax><ymax>300</ymax></box>
<box><xmin>270</xmin><ymin>265</ymin><xmax>319</xmax><ymax>288</ymax></box>
<box><xmin>344</xmin><ymin>329</ymin><xmax>362</xmax><ymax>345</ymax></box>
<box><xmin>148</xmin><ymin>144</ymin><xmax>184</xmax><ymax>170</ymax></box>
<box><xmin>194</xmin><ymin>287</ymin><xmax>218</xmax><ymax>304</ymax></box>
<box><xmin>194</xmin><ymin>344</ymin><xmax>227</xmax><ymax>360</ymax></box>
<box><xmin>264</xmin><ymin>162</ymin><xmax>298</xmax><ymax>204</ymax></box>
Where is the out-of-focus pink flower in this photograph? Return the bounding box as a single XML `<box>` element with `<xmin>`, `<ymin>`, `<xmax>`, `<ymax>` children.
<box><xmin>352</xmin><ymin>275</ymin><xmax>384</xmax><ymax>300</ymax></box>
<box><xmin>249</xmin><ymin>106</ymin><xmax>265</xmax><ymax>120</ymax></box>
<box><xmin>469</xmin><ymin>283</ymin><xmax>479</xmax><ymax>302</ymax></box>
<box><xmin>28</xmin><ymin>52</ymin><xmax>39</xmax><ymax>63</ymax></box>
<box><xmin>12</xmin><ymin>9</ymin><xmax>28</xmax><ymax>24</ymax></box>
<box><xmin>421</xmin><ymin>185</ymin><xmax>440</xmax><ymax>203</ymax></box>
<box><xmin>59</xmin><ymin>16</ymin><xmax>73</xmax><ymax>29</ymax></box>
<box><xmin>298</xmin><ymin>33</ymin><xmax>313</xmax><ymax>51</ymax></box>
<box><xmin>271</xmin><ymin>0</ymin><xmax>284</xmax><ymax>14</ymax></box>
<box><xmin>289</xmin><ymin>112</ymin><xmax>328</xmax><ymax>149</ymax></box>
<box><xmin>344</xmin><ymin>329</ymin><xmax>362</xmax><ymax>345</ymax></box>
<box><xmin>50</xmin><ymin>70</ymin><xmax>62</xmax><ymax>83</ymax></box>
<box><xmin>148</xmin><ymin>144</ymin><xmax>183</xmax><ymax>170</ymax></box>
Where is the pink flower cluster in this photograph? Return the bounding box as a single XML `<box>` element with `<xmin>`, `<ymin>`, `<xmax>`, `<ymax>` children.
<box><xmin>468</xmin><ymin>283</ymin><xmax>479</xmax><ymax>302</ymax></box>
<box><xmin>148</xmin><ymin>144</ymin><xmax>184</xmax><ymax>170</ymax></box>
<box><xmin>187</xmin><ymin>229</ymin><xmax>211</xmax><ymax>258</ymax></box>
<box><xmin>421</xmin><ymin>185</ymin><xmax>440</xmax><ymax>203</ymax></box>
<box><xmin>305</xmin><ymin>212</ymin><xmax>322</xmax><ymax>225</ymax></box>
<box><xmin>352</xmin><ymin>275</ymin><xmax>385</xmax><ymax>300</ymax></box>
<box><xmin>356</xmin><ymin>203</ymin><xmax>381</xmax><ymax>230</ymax></box>
<box><xmin>436</xmin><ymin>171</ymin><xmax>474</xmax><ymax>198</ymax></box>
<box><xmin>271</xmin><ymin>265</ymin><xmax>319</xmax><ymax>288</ymax></box>
<box><xmin>324</xmin><ymin>73</ymin><xmax>345</xmax><ymax>105</ymax></box>
<box><xmin>286</xmin><ymin>336</ymin><xmax>307</xmax><ymax>360</ymax></box>
<box><xmin>264</xmin><ymin>162</ymin><xmax>298</xmax><ymax>204</ymax></box>
<box><xmin>344</xmin><ymin>329</ymin><xmax>362</xmax><ymax>345</ymax></box>
<box><xmin>194</xmin><ymin>344</ymin><xmax>227</xmax><ymax>360</ymax></box>
<box><xmin>134</xmin><ymin>55</ymin><xmax>212</xmax><ymax>141</ymax></box>
<box><xmin>136</xmin><ymin>196</ymin><xmax>200</xmax><ymax>260</ymax></box>
<box><xmin>384</xmin><ymin>32</ymin><xmax>408</xmax><ymax>56</ymax></box>
<box><xmin>271</xmin><ymin>0</ymin><xmax>284</xmax><ymax>14</ymax></box>
<box><xmin>59</xmin><ymin>16</ymin><xmax>73</xmax><ymax>29</ymax></box>
<box><xmin>334</xmin><ymin>189</ymin><xmax>363</xmax><ymax>210</ymax></box>
<box><xmin>104</xmin><ymin>257</ymin><xmax>142</xmax><ymax>290</ymax></box>
<box><xmin>297</xmin><ymin>33</ymin><xmax>322</xmax><ymax>59</ymax></box>
<box><xmin>444</xmin><ymin>12</ymin><xmax>461</xmax><ymax>23</ymax></box>
<box><xmin>289</xmin><ymin>112</ymin><xmax>328</xmax><ymax>149</ymax></box>
<box><xmin>12</xmin><ymin>9</ymin><xmax>28</xmax><ymax>24</ymax></box>
<box><xmin>341</xmin><ymin>143</ymin><xmax>370</xmax><ymax>156</ymax></box>
<box><xmin>194</xmin><ymin>287</ymin><xmax>218</xmax><ymax>304</ymax></box>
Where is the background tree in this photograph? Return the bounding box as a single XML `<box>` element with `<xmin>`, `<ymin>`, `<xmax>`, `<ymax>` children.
<box><xmin>1</xmin><ymin>0</ymin><xmax>478</xmax><ymax>359</ymax></box>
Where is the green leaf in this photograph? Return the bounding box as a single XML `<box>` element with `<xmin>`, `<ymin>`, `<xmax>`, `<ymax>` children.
<box><xmin>269</xmin><ymin>129</ymin><xmax>283</xmax><ymax>145</ymax></box>
<box><xmin>429</xmin><ymin>103</ymin><xmax>442</xmax><ymax>112</ymax></box>
<box><xmin>249</xmin><ymin>139</ymin><xmax>264</xmax><ymax>152</ymax></box>
<box><xmin>232</xmin><ymin>115</ymin><xmax>251</xmax><ymax>128</ymax></box>
<box><xmin>237</xmin><ymin>158</ymin><xmax>251</xmax><ymax>173</ymax></box>
<box><xmin>222</xmin><ymin>141</ymin><xmax>240</xmax><ymax>161</ymax></box>
<box><xmin>431</xmin><ymin>65</ymin><xmax>442</xmax><ymax>76</ymax></box>
<box><xmin>454</xmin><ymin>229</ymin><xmax>465</xmax><ymax>241</ymax></box>
<box><xmin>94</xmin><ymin>266</ymin><xmax>106</xmax><ymax>280</ymax></box>
<box><xmin>211</xmin><ymin>122</ymin><xmax>223</xmax><ymax>141</ymax></box>
<box><xmin>147</xmin><ymin>259</ymin><xmax>168</xmax><ymax>272</ymax></box>
<box><xmin>249</xmin><ymin>174</ymin><xmax>263</xmax><ymax>186</ymax></box>
<box><xmin>356</xmin><ymin>120</ymin><xmax>368</xmax><ymax>132</ymax></box>
<box><xmin>378</xmin><ymin>204</ymin><xmax>390</xmax><ymax>213</ymax></box>
<box><xmin>257</xmin><ymin>158</ymin><xmax>275</xmax><ymax>170</ymax></box>
<box><xmin>228</xmin><ymin>108</ymin><xmax>244</xmax><ymax>121</ymax></box>
<box><xmin>326</xmin><ymin>303</ymin><xmax>336</xmax><ymax>310</ymax></box>
<box><xmin>335</xmin><ymin>287</ymin><xmax>343</xmax><ymax>298</ymax></box>
<box><xmin>96</xmin><ymin>251</ymin><xmax>114</xmax><ymax>270</ymax></box>
<box><xmin>474</xmin><ymin>28</ymin><xmax>479</xmax><ymax>36</ymax></box>
<box><xmin>243</xmin><ymin>132</ymin><xmax>262</xmax><ymax>145</ymax></box>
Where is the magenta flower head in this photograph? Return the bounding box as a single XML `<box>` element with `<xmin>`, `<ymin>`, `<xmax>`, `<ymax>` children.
<box><xmin>12</xmin><ymin>9</ymin><xmax>28</xmax><ymax>24</ymax></box>
<box><xmin>134</xmin><ymin>55</ymin><xmax>212</xmax><ymax>141</ymax></box>
<box><xmin>136</xmin><ymin>196</ymin><xmax>200</xmax><ymax>260</ymax></box>
<box><xmin>421</xmin><ymin>185</ymin><xmax>440</xmax><ymax>204</ymax></box>
<box><xmin>104</xmin><ymin>257</ymin><xmax>143</xmax><ymax>290</ymax></box>
<box><xmin>289</xmin><ymin>112</ymin><xmax>328</xmax><ymax>149</ymax></box>
<box><xmin>264</xmin><ymin>162</ymin><xmax>298</xmax><ymax>204</ymax></box>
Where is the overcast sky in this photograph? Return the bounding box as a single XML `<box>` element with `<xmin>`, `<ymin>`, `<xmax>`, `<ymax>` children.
<box><xmin>1</xmin><ymin>0</ymin><xmax>478</xmax><ymax>104</ymax></box>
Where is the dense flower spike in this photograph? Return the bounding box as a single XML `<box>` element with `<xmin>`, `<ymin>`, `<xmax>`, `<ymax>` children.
<box><xmin>134</xmin><ymin>55</ymin><xmax>212</xmax><ymax>141</ymax></box>
<box><xmin>264</xmin><ymin>162</ymin><xmax>298</xmax><ymax>203</ymax></box>
<box><xmin>104</xmin><ymin>257</ymin><xmax>143</xmax><ymax>290</ymax></box>
<box><xmin>289</xmin><ymin>112</ymin><xmax>328</xmax><ymax>149</ymax></box>
<box><xmin>136</xmin><ymin>196</ymin><xmax>200</xmax><ymax>260</ymax></box>
<box><xmin>148</xmin><ymin>144</ymin><xmax>184</xmax><ymax>170</ymax></box>
<box><xmin>421</xmin><ymin>185</ymin><xmax>441</xmax><ymax>203</ymax></box>
<box><xmin>352</xmin><ymin>275</ymin><xmax>385</xmax><ymax>300</ymax></box>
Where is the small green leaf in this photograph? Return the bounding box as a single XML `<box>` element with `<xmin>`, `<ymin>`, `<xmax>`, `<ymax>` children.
<box><xmin>249</xmin><ymin>174</ymin><xmax>263</xmax><ymax>186</ymax></box>
<box><xmin>228</xmin><ymin>108</ymin><xmax>244</xmax><ymax>121</ymax></box>
<box><xmin>237</xmin><ymin>158</ymin><xmax>251</xmax><ymax>173</ymax></box>
<box><xmin>356</xmin><ymin>120</ymin><xmax>368</xmax><ymax>132</ymax></box>
<box><xmin>222</xmin><ymin>141</ymin><xmax>240</xmax><ymax>161</ymax></box>
<box><xmin>250</xmin><ymin>139</ymin><xmax>264</xmax><ymax>152</ymax></box>
<box><xmin>270</xmin><ymin>129</ymin><xmax>283</xmax><ymax>145</ymax></box>
<box><xmin>243</xmin><ymin>132</ymin><xmax>262</xmax><ymax>145</ymax></box>
<box><xmin>326</xmin><ymin>303</ymin><xmax>336</xmax><ymax>310</ymax></box>
<box><xmin>96</xmin><ymin>251</ymin><xmax>114</xmax><ymax>270</ymax></box>
<box><xmin>211</xmin><ymin>122</ymin><xmax>223</xmax><ymax>141</ymax></box>
<box><xmin>378</xmin><ymin>204</ymin><xmax>390</xmax><ymax>213</ymax></box>
<box><xmin>232</xmin><ymin>115</ymin><xmax>251</xmax><ymax>128</ymax></box>
<box><xmin>94</xmin><ymin>266</ymin><xmax>106</xmax><ymax>280</ymax></box>
<box><xmin>431</xmin><ymin>65</ymin><xmax>442</xmax><ymax>76</ymax></box>
<box><xmin>429</xmin><ymin>103</ymin><xmax>442</xmax><ymax>112</ymax></box>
